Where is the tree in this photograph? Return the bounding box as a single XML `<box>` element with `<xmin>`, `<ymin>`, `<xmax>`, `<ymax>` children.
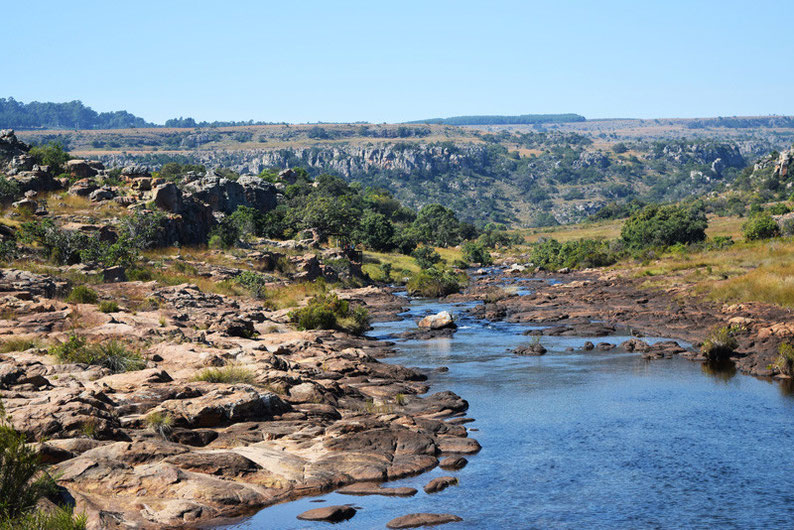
<box><xmin>411</xmin><ymin>204</ymin><xmax>462</xmax><ymax>247</ymax></box>
<box><xmin>411</xmin><ymin>246</ymin><xmax>441</xmax><ymax>269</ymax></box>
<box><xmin>28</xmin><ymin>142</ymin><xmax>70</xmax><ymax>174</ymax></box>
<box><xmin>742</xmin><ymin>213</ymin><xmax>780</xmax><ymax>241</ymax></box>
<box><xmin>620</xmin><ymin>203</ymin><xmax>707</xmax><ymax>250</ymax></box>
<box><xmin>357</xmin><ymin>211</ymin><xmax>395</xmax><ymax>251</ymax></box>
<box><xmin>461</xmin><ymin>241</ymin><xmax>492</xmax><ymax>265</ymax></box>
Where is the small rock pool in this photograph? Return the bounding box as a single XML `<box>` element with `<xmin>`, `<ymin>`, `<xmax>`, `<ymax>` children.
<box><xmin>225</xmin><ymin>292</ymin><xmax>794</xmax><ymax>529</ymax></box>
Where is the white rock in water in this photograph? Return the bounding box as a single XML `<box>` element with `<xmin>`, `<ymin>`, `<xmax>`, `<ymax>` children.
<box><xmin>418</xmin><ymin>311</ymin><xmax>456</xmax><ymax>329</ymax></box>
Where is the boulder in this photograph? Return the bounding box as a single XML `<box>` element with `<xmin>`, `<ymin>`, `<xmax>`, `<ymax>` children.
<box><xmin>65</xmin><ymin>159</ymin><xmax>98</xmax><ymax>179</ymax></box>
<box><xmin>152</xmin><ymin>182</ymin><xmax>183</xmax><ymax>213</ymax></box>
<box><xmin>89</xmin><ymin>186</ymin><xmax>115</xmax><ymax>202</ymax></box>
<box><xmin>336</xmin><ymin>482</ymin><xmax>417</xmax><ymax>497</ymax></box>
<box><xmin>152</xmin><ymin>387</ymin><xmax>291</xmax><ymax>428</ymax></box>
<box><xmin>121</xmin><ymin>165</ymin><xmax>151</xmax><ymax>179</ymax></box>
<box><xmin>418</xmin><ymin>311</ymin><xmax>456</xmax><ymax>330</ymax></box>
<box><xmin>513</xmin><ymin>342</ymin><xmax>547</xmax><ymax>355</ymax></box>
<box><xmin>386</xmin><ymin>513</ymin><xmax>463</xmax><ymax>528</ymax></box>
<box><xmin>12</xmin><ymin>197</ymin><xmax>37</xmax><ymax>214</ymax></box>
<box><xmin>297</xmin><ymin>505</ymin><xmax>356</xmax><ymax>523</ymax></box>
<box><xmin>69</xmin><ymin>178</ymin><xmax>98</xmax><ymax>197</ymax></box>
<box><xmin>423</xmin><ymin>475</ymin><xmax>458</xmax><ymax>493</ymax></box>
<box><xmin>439</xmin><ymin>456</ymin><xmax>468</xmax><ymax>470</ymax></box>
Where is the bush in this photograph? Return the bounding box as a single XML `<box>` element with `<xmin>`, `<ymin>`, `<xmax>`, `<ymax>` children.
<box><xmin>406</xmin><ymin>268</ymin><xmax>463</xmax><ymax>297</ymax></box>
<box><xmin>742</xmin><ymin>213</ymin><xmax>780</xmax><ymax>241</ymax></box>
<box><xmin>0</xmin><ymin>176</ymin><xmax>21</xmax><ymax>204</ymax></box>
<box><xmin>234</xmin><ymin>270</ymin><xmax>269</xmax><ymax>300</ymax></box>
<box><xmin>461</xmin><ymin>241</ymin><xmax>492</xmax><ymax>266</ymax></box>
<box><xmin>50</xmin><ymin>336</ymin><xmax>145</xmax><ymax>373</ymax></box>
<box><xmin>126</xmin><ymin>267</ymin><xmax>153</xmax><ymax>281</ymax></box>
<box><xmin>411</xmin><ymin>246</ymin><xmax>441</xmax><ymax>270</ymax></box>
<box><xmin>621</xmin><ymin>203</ymin><xmax>708</xmax><ymax>250</ymax></box>
<box><xmin>0</xmin><ymin>423</ymin><xmax>52</xmax><ymax>520</ymax></box>
<box><xmin>144</xmin><ymin>412</ymin><xmax>174</xmax><ymax>440</ymax></box>
<box><xmin>66</xmin><ymin>285</ymin><xmax>98</xmax><ymax>304</ymax></box>
<box><xmin>701</xmin><ymin>326</ymin><xmax>739</xmax><ymax>361</ymax></box>
<box><xmin>192</xmin><ymin>366</ymin><xmax>255</xmax><ymax>384</ymax></box>
<box><xmin>774</xmin><ymin>343</ymin><xmax>794</xmax><ymax>376</ymax></box>
<box><xmin>28</xmin><ymin>142</ymin><xmax>70</xmax><ymax>174</ymax></box>
<box><xmin>98</xmin><ymin>300</ymin><xmax>119</xmax><ymax>313</ymax></box>
<box><xmin>530</xmin><ymin>238</ymin><xmax>618</xmax><ymax>270</ymax></box>
<box><xmin>289</xmin><ymin>294</ymin><xmax>370</xmax><ymax>335</ymax></box>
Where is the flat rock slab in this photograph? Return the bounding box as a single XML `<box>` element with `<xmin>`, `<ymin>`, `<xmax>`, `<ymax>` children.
<box><xmin>296</xmin><ymin>505</ymin><xmax>356</xmax><ymax>522</ymax></box>
<box><xmin>423</xmin><ymin>476</ymin><xmax>458</xmax><ymax>494</ymax></box>
<box><xmin>337</xmin><ymin>482</ymin><xmax>417</xmax><ymax>497</ymax></box>
<box><xmin>439</xmin><ymin>456</ymin><xmax>468</xmax><ymax>470</ymax></box>
<box><xmin>386</xmin><ymin>513</ymin><xmax>463</xmax><ymax>528</ymax></box>
<box><xmin>436</xmin><ymin>436</ymin><xmax>481</xmax><ymax>454</ymax></box>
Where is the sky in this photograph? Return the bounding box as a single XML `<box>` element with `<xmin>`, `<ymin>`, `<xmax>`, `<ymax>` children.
<box><xmin>4</xmin><ymin>0</ymin><xmax>791</xmax><ymax>124</ymax></box>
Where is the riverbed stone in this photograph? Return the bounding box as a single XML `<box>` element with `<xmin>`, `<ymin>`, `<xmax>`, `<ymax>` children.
<box><xmin>386</xmin><ymin>513</ymin><xmax>463</xmax><ymax>528</ymax></box>
<box><xmin>296</xmin><ymin>505</ymin><xmax>356</xmax><ymax>522</ymax></box>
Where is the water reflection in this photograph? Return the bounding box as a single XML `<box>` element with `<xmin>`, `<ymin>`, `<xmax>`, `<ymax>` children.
<box><xmin>700</xmin><ymin>359</ymin><xmax>737</xmax><ymax>382</ymax></box>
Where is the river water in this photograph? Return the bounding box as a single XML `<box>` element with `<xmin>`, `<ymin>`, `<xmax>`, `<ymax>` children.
<box><xmin>228</xmin><ymin>289</ymin><xmax>794</xmax><ymax>529</ymax></box>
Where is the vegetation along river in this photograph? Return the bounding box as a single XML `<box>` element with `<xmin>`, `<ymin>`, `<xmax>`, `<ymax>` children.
<box><xmin>226</xmin><ymin>279</ymin><xmax>794</xmax><ymax>529</ymax></box>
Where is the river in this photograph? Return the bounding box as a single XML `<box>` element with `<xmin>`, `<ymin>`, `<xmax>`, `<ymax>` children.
<box><xmin>226</xmin><ymin>287</ymin><xmax>794</xmax><ymax>529</ymax></box>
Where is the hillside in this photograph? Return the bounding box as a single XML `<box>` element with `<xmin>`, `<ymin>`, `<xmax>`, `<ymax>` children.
<box><xmin>12</xmin><ymin>118</ymin><xmax>794</xmax><ymax>227</ymax></box>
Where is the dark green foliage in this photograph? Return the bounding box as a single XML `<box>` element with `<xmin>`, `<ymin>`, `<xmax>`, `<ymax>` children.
<box><xmin>461</xmin><ymin>241</ymin><xmax>492</xmax><ymax>266</ymax></box>
<box><xmin>742</xmin><ymin>213</ymin><xmax>780</xmax><ymax>241</ymax></box>
<box><xmin>98</xmin><ymin>300</ymin><xmax>119</xmax><ymax>313</ymax></box>
<box><xmin>530</xmin><ymin>238</ymin><xmax>619</xmax><ymax>270</ymax></box>
<box><xmin>620</xmin><ymin>203</ymin><xmax>708</xmax><ymax>250</ymax></box>
<box><xmin>406</xmin><ymin>268</ymin><xmax>463</xmax><ymax>298</ymax></box>
<box><xmin>701</xmin><ymin>326</ymin><xmax>740</xmax><ymax>362</ymax></box>
<box><xmin>289</xmin><ymin>294</ymin><xmax>370</xmax><ymax>335</ymax></box>
<box><xmin>767</xmin><ymin>203</ymin><xmax>791</xmax><ymax>216</ymax></box>
<box><xmin>357</xmin><ymin>211</ymin><xmax>395</xmax><ymax>251</ymax></box>
<box><xmin>0</xmin><ymin>423</ymin><xmax>51</xmax><ymax>520</ymax></box>
<box><xmin>66</xmin><ymin>285</ymin><xmax>97</xmax><ymax>304</ymax></box>
<box><xmin>158</xmin><ymin>162</ymin><xmax>206</xmax><ymax>180</ymax></box>
<box><xmin>27</xmin><ymin>142</ymin><xmax>70</xmax><ymax>174</ymax></box>
<box><xmin>0</xmin><ymin>176</ymin><xmax>20</xmax><ymax>204</ymax></box>
<box><xmin>411</xmin><ymin>246</ymin><xmax>441</xmax><ymax>269</ymax></box>
<box><xmin>0</xmin><ymin>97</ymin><xmax>151</xmax><ymax>129</ymax></box>
<box><xmin>410</xmin><ymin>204</ymin><xmax>463</xmax><ymax>246</ymax></box>
<box><xmin>234</xmin><ymin>270</ymin><xmax>269</xmax><ymax>299</ymax></box>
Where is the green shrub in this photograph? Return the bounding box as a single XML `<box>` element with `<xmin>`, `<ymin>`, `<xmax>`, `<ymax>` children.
<box><xmin>406</xmin><ymin>268</ymin><xmax>463</xmax><ymax>297</ymax></box>
<box><xmin>0</xmin><ymin>423</ymin><xmax>52</xmax><ymax>520</ymax></box>
<box><xmin>529</xmin><ymin>238</ymin><xmax>618</xmax><ymax>270</ymax></box>
<box><xmin>0</xmin><ymin>505</ymin><xmax>87</xmax><ymax>530</ymax></box>
<box><xmin>28</xmin><ymin>142</ymin><xmax>70</xmax><ymax>174</ymax></box>
<box><xmin>50</xmin><ymin>337</ymin><xmax>145</xmax><ymax>373</ymax></box>
<box><xmin>621</xmin><ymin>203</ymin><xmax>708</xmax><ymax>250</ymax></box>
<box><xmin>234</xmin><ymin>270</ymin><xmax>269</xmax><ymax>299</ymax></box>
<box><xmin>768</xmin><ymin>203</ymin><xmax>791</xmax><ymax>216</ymax></box>
<box><xmin>192</xmin><ymin>366</ymin><xmax>256</xmax><ymax>384</ymax></box>
<box><xmin>411</xmin><ymin>246</ymin><xmax>441</xmax><ymax>270</ymax></box>
<box><xmin>289</xmin><ymin>294</ymin><xmax>370</xmax><ymax>334</ymax></box>
<box><xmin>98</xmin><ymin>300</ymin><xmax>119</xmax><ymax>313</ymax></box>
<box><xmin>66</xmin><ymin>285</ymin><xmax>98</xmax><ymax>304</ymax></box>
<box><xmin>461</xmin><ymin>241</ymin><xmax>492</xmax><ymax>266</ymax></box>
<box><xmin>126</xmin><ymin>267</ymin><xmax>153</xmax><ymax>281</ymax></box>
<box><xmin>701</xmin><ymin>326</ymin><xmax>740</xmax><ymax>361</ymax></box>
<box><xmin>774</xmin><ymin>343</ymin><xmax>794</xmax><ymax>376</ymax></box>
<box><xmin>0</xmin><ymin>176</ymin><xmax>21</xmax><ymax>204</ymax></box>
<box><xmin>144</xmin><ymin>411</ymin><xmax>174</xmax><ymax>440</ymax></box>
<box><xmin>742</xmin><ymin>213</ymin><xmax>780</xmax><ymax>241</ymax></box>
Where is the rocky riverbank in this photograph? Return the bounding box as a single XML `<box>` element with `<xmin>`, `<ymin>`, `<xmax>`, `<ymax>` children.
<box><xmin>461</xmin><ymin>267</ymin><xmax>793</xmax><ymax>379</ymax></box>
<box><xmin>0</xmin><ymin>272</ymin><xmax>480</xmax><ymax>529</ymax></box>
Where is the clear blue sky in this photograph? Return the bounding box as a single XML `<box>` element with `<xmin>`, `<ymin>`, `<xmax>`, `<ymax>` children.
<box><xmin>5</xmin><ymin>0</ymin><xmax>790</xmax><ymax>124</ymax></box>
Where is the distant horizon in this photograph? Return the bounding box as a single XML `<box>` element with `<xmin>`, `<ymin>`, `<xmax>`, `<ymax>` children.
<box><xmin>4</xmin><ymin>96</ymin><xmax>794</xmax><ymax>129</ymax></box>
